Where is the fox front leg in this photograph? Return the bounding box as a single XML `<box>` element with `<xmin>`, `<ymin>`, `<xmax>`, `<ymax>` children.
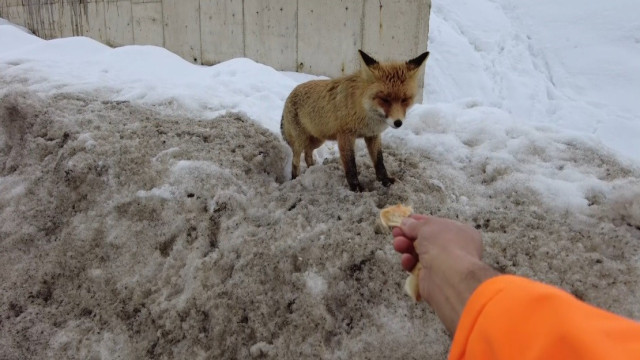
<box><xmin>365</xmin><ymin>135</ymin><xmax>395</xmax><ymax>187</ymax></box>
<box><xmin>337</xmin><ymin>133</ymin><xmax>363</xmax><ymax>192</ymax></box>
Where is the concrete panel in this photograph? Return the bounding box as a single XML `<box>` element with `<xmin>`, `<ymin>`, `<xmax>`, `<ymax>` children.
<box><xmin>131</xmin><ymin>1</ymin><xmax>163</xmax><ymax>46</ymax></box>
<box><xmin>417</xmin><ymin>0</ymin><xmax>430</xmax><ymax>56</ymax></box>
<box><xmin>3</xmin><ymin>0</ymin><xmax>26</xmax><ymax>6</ymax></box>
<box><xmin>200</xmin><ymin>0</ymin><xmax>244</xmax><ymax>66</ymax></box>
<box><xmin>1</xmin><ymin>0</ymin><xmax>431</xmax><ymax>90</ymax></box>
<box><xmin>66</xmin><ymin>1</ymin><xmax>84</xmax><ymax>36</ymax></box>
<box><xmin>22</xmin><ymin>3</ymin><xmax>60</xmax><ymax>39</ymax></box>
<box><xmin>363</xmin><ymin>0</ymin><xmax>429</xmax><ymax>60</ymax></box>
<box><xmin>162</xmin><ymin>0</ymin><xmax>201</xmax><ymax>63</ymax></box>
<box><xmin>57</xmin><ymin>1</ymin><xmax>76</xmax><ymax>37</ymax></box>
<box><xmin>1</xmin><ymin>0</ymin><xmax>23</xmax><ymax>11</ymax></box>
<box><xmin>1</xmin><ymin>5</ymin><xmax>27</xmax><ymax>29</ymax></box>
<box><xmin>105</xmin><ymin>0</ymin><xmax>133</xmax><ymax>47</ymax></box>
<box><xmin>43</xmin><ymin>2</ymin><xmax>64</xmax><ymax>39</ymax></box>
<box><xmin>50</xmin><ymin>0</ymin><xmax>108</xmax><ymax>41</ymax></box>
<box><xmin>244</xmin><ymin>0</ymin><xmax>297</xmax><ymax>71</ymax></box>
<box><xmin>77</xmin><ymin>0</ymin><xmax>108</xmax><ymax>42</ymax></box>
<box><xmin>363</xmin><ymin>0</ymin><xmax>430</xmax><ymax>101</ymax></box>
<box><xmin>298</xmin><ymin>0</ymin><xmax>363</xmax><ymax>77</ymax></box>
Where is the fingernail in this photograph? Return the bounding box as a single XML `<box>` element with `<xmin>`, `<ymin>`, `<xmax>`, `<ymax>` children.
<box><xmin>401</xmin><ymin>218</ymin><xmax>415</xmax><ymax>227</ymax></box>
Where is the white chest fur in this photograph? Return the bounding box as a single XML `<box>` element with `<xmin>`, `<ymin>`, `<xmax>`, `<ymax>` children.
<box><xmin>358</xmin><ymin>110</ymin><xmax>390</xmax><ymax>137</ymax></box>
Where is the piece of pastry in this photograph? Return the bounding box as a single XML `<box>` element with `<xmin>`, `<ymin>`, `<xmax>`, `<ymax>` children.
<box><xmin>379</xmin><ymin>204</ymin><xmax>413</xmax><ymax>228</ymax></box>
<box><xmin>379</xmin><ymin>204</ymin><xmax>421</xmax><ymax>301</ymax></box>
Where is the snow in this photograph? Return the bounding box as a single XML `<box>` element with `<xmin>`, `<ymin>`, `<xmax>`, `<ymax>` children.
<box><xmin>304</xmin><ymin>271</ymin><xmax>328</xmax><ymax>296</ymax></box>
<box><xmin>0</xmin><ymin>3</ymin><xmax>637</xmax><ymax>253</ymax></box>
<box><xmin>2</xmin><ymin>12</ymin><xmax>638</xmax><ymax>215</ymax></box>
<box><xmin>1</xmin><ymin>2</ymin><xmax>638</xmax><ymax>153</ymax></box>
<box><xmin>0</xmin><ymin>17</ymin><xmax>32</xmax><ymax>36</ymax></box>
<box><xmin>2</xmin><ymin>5</ymin><xmax>639</xmax><ymax>169</ymax></box>
<box><xmin>425</xmin><ymin>0</ymin><xmax>640</xmax><ymax>161</ymax></box>
<box><xmin>0</xmin><ymin>29</ymin><xmax>298</xmax><ymax>134</ymax></box>
<box><xmin>1</xmin><ymin>3</ymin><xmax>639</xmax><ymax>358</ymax></box>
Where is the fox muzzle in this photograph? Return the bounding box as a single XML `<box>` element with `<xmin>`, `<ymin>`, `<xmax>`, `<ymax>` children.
<box><xmin>384</xmin><ymin>117</ymin><xmax>404</xmax><ymax>129</ymax></box>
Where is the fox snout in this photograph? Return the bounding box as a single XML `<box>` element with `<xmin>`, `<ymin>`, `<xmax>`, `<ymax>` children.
<box><xmin>378</xmin><ymin>105</ymin><xmax>407</xmax><ymax>129</ymax></box>
<box><xmin>388</xmin><ymin>118</ymin><xmax>403</xmax><ymax>129</ymax></box>
<box><xmin>375</xmin><ymin>98</ymin><xmax>411</xmax><ymax>129</ymax></box>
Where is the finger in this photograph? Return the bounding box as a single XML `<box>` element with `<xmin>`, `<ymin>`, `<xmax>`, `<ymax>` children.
<box><xmin>391</xmin><ymin>227</ymin><xmax>405</xmax><ymax>237</ymax></box>
<box><xmin>399</xmin><ymin>217</ymin><xmax>428</xmax><ymax>239</ymax></box>
<box><xmin>393</xmin><ymin>236</ymin><xmax>414</xmax><ymax>254</ymax></box>
<box><xmin>401</xmin><ymin>253</ymin><xmax>418</xmax><ymax>272</ymax></box>
<box><xmin>391</xmin><ymin>215</ymin><xmax>429</xmax><ymax>237</ymax></box>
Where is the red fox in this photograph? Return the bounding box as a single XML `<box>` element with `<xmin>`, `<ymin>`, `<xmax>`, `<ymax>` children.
<box><xmin>280</xmin><ymin>50</ymin><xmax>429</xmax><ymax>191</ymax></box>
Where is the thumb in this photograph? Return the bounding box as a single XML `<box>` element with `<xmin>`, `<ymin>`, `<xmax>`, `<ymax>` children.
<box><xmin>399</xmin><ymin>216</ymin><xmax>428</xmax><ymax>239</ymax></box>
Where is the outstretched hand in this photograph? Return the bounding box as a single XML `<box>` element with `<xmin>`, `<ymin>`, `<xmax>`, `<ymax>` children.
<box><xmin>392</xmin><ymin>215</ymin><xmax>499</xmax><ymax>334</ymax></box>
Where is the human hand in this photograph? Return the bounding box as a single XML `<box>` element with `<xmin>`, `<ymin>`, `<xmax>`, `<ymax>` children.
<box><xmin>392</xmin><ymin>215</ymin><xmax>498</xmax><ymax>334</ymax></box>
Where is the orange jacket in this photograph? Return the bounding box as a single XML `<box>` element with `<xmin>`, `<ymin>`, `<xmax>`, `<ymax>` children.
<box><xmin>449</xmin><ymin>275</ymin><xmax>640</xmax><ymax>360</ymax></box>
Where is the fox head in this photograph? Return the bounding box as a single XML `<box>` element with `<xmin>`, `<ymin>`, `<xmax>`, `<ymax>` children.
<box><xmin>359</xmin><ymin>50</ymin><xmax>429</xmax><ymax>129</ymax></box>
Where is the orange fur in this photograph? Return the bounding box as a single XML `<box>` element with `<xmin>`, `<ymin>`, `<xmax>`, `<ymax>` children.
<box><xmin>281</xmin><ymin>50</ymin><xmax>429</xmax><ymax>191</ymax></box>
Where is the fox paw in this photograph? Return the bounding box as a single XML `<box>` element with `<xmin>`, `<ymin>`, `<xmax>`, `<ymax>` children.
<box><xmin>349</xmin><ymin>182</ymin><xmax>364</xmax><ymax>192</ymax></box>
<box><xmin>380</xmin><ymin>177</ymin><xmax>396</xmax><ymax>187</ymax></box>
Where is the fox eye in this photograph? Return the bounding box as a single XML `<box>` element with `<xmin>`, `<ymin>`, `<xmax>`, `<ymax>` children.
<box><xmin>402</xmin><ymin>98</ymin><xmax>412</xmax><ymax>105</ymax></box>
<box><xmin>379</xmin><ymin>97</ymin><xmax>391</xmax><ymax>105</ymax></box>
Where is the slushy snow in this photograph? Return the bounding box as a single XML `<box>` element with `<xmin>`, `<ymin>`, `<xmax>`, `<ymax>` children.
<box><xmin>0</xmin><ymin>1</ymin><xmax>639</xmax><ymax>358</ymax></box>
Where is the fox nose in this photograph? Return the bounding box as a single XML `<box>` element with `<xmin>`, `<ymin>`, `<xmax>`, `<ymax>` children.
<box><xmin>394</xmin><ymin>120</ymin><xmax>403</xmax><ymax>128</ymax></box>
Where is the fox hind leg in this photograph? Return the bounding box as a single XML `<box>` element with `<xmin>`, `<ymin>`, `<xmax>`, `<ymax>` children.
<box><xmin>304</xmin><ymin>136</ymin><xmax>323</xmax><ymax>167</ymax></box>
<box><xmin>288</xmin><ymin>135</ymin><xmax>321</xmax><ymax>180</ymax></box>
<box><xmin>291</xmin><ymin>146</ymin><xmax>302</xmax><ymax>179</ymax></box>
<box><xmin>281</xmin><ymin>116</ymin><xmax>302</xmax><ymax>180</ymax></box>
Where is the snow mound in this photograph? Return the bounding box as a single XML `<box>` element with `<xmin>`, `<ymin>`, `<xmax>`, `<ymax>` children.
<box><xmin>1</xmin><ymin>90</ymin><xmax>638</xmax><ymax>359</ymax></box>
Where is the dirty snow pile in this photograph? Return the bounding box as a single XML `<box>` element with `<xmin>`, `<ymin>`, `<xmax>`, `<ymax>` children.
<box><xmin>1</xmin><ymin>1</ymin><xmax>640</xmax><ymax>359</ymax></box>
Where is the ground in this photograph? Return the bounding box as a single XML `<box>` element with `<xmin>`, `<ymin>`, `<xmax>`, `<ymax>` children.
<box><xmin>1</xmin><ymin>89</ymin><xmax>639</xmax><ymax>359</ymax></box>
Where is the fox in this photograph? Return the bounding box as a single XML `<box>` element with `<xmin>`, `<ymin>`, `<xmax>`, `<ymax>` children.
<box><xmin>280</xmin><ymin>49</ymin><xmax>429</xmax><ymax>191</ymax></box>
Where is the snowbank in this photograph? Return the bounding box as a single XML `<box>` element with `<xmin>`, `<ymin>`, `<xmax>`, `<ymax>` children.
<box><xmin>1</xmin><ymin>89</ymin><xmax>638</xmax><ymax>359</ymax></box>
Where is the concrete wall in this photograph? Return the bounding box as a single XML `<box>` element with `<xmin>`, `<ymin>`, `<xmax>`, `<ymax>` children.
<box><xmin>0</xmin><ymin>0</ymin><xmax>430</xmax><ymax>79</ymax></box>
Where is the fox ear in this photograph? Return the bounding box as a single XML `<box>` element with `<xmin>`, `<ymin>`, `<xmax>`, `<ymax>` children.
<box><xmin>407</xmin><ymin>51</ymin><xmax>429</xmax><ymax>71</ymax></box>
<box><xmin>359</xmin><ymin>50</ymin><xmax>379</xmax><ymax>68</ymax></box>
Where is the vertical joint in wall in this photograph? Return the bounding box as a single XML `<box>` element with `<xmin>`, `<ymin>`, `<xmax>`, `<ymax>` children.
<box><xmin>242</xmin><ymin>0</ymin><xmax>246</xmax><ymax>57</ymax></box>
<box><xmin>360</xmin><ymin>0</ymin><xmax>366</xmax><ymax>51</ymax></box>
<box><xmin>295</xmin><ymin>0</ymin><xmax>299</xmax><ymax>72</ymax></box>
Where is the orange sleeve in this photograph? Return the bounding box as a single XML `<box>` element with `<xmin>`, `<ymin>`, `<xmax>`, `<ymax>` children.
<box><xmin>449</xmin><ymin>275</ymin><xmax>640</xmax><ymax>360</ymax></box>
